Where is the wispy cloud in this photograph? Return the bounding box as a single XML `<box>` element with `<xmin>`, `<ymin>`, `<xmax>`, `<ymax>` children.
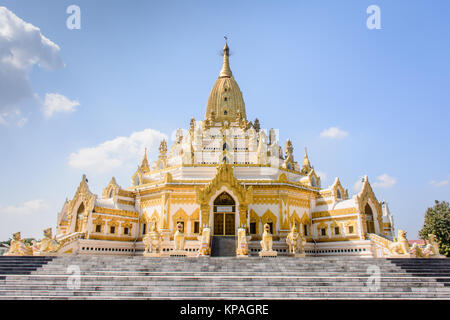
<box><xmin>352</xmin><ymin>174</ymin><xmax>397</xmax><ymax>192</ymax></box>
<box><xmin>373</xmin><ymin>174</ymin><xmax>397</xmax><ymax>188</ymax></box>
<box><xmin>429</xmin><ymin>180</ymin><xmax>449</xmax><ymax>187</ymax></box>
<box><xmin>43</xmin><ymin>93</ymin><xmax>79</xmax><ymax>118</ymax></box>
<box><xmin>0</xmin><ymin>199</ymin><xmax>47</xmax><ymax>216</ymax></box>
<box><xmin>316</xmin><ymin>170</ymin><xmax>327</xmax><ymax>184</ymax></box>
<box><xmin>320</xmin><ymin>127</ymin><xmax>349</xmax><ymax>139</ymax></box>
<box><xmin>0</xmin><ymin>7</ymin><xmax>64</xmax><ymax>116</ymax></box>
<box><xmin>16</xmin><ymin>117</ymin><xmax>28</xmax><ymax>127</ymax></box>
<box><xmin>352</xmin><ymin>179</ymin><xmax>364</xmax><ymax>192</ymax></box>
<box><xmin>69</xmin><ymin>128</ymin><xmax>167</xmax><ymax>173</ymax></box>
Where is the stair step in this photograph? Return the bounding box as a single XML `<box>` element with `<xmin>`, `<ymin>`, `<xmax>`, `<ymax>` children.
<box><xmin>0</xmin><ymin>256</ymin><xmax>448</xmax><ymax>299</ymax></box>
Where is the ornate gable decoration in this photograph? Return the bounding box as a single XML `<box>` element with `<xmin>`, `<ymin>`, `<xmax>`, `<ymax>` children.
<box><xmin>356</xmin><ymin>175</ymin><xmax>383</xmax><ymax>228</ymax></box>
<box><xmin>195</xmin><ymin>163</ymin><xmax>253</xmax><ymax>205</ymax></box>
<box><xmin>102</xmin><ymin>177</ymin><xmax>120</xmax><ymax>199</ymax></box>
<box><xmin>67</xmin><ymin>175</ymin><xmax>96</xmax><ymax>226</ymax></box>
<box><xmin>331</xmin><ymin>177</ymin><xmax>348</xmax><ymax>201</ymax></box>
<box><xmin>307</xmin><ymin>169</ymin><xmax>321</xmax><ymax>188</ymax></box>
<box><xmin>357</xmin><ymin>176</ymin><xmax>380</xmax><ymax>211</ymax></box>
<box><xmin>131</xmin><ymin>168</ymin><xmax>143</xmax><ymax>187</ymax></box>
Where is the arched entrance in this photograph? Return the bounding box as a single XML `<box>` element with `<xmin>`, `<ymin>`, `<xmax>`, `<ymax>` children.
<box><xmin>75</xmin><ymin>202</ymin><xmax>85</xmax><ymax>233</ymax></box>
<box><xmin>213</xmin><ymin>192</ymin><xmax>235</xmax><ymax>236</ymax></box>
<box><xmin>365</xmin><ymin>203</ymin><xmax>375</xmax><ymax>234</ymax></box>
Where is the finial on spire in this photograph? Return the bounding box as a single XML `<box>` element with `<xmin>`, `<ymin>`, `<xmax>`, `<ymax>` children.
<box><xmin>219</xmin><ymin>36</ymin><xmax>232</xmax><ymax>78</ymax></box>
<box><xmin>140</xmin><ymin>148</ymin><xmax>150</xmax><ymax>173</ymax></box>
<box><xmin>302</xmin><ymin>147</ymin><xmax>311</xmax><ymax>172</ymax></box>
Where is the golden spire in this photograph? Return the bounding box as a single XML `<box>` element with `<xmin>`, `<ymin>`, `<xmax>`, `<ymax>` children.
<box><xmin>219</xmin><ymin>37</ymin><xmax>232</xmax><ymax>78</ymax></box>
<box><xmin>140</xmin><ymin>148</ymin><xmax>150</xmax><ymax>173</ymax></box>
<box><xmin>302</xmin><ymin>147</ymin><xmax>311</xmax><ymax>172</ymax></box>
<box><xmin>205</xmin><ymin>38</ymin><xmax>246</xmax><ymax>122</ymax></box>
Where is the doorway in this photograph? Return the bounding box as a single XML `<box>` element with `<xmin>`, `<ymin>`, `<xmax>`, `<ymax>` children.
<box><xmin>213</xmin><ymin>192</ymin><xmax>235</xmax><ymax>236</ymax></box>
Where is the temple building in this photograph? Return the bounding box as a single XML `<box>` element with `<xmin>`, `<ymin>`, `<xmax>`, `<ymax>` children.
<box><xmin>55</xmin><ymin>41</ymin><xmax>396</xmax><ymax>257</ymax></box>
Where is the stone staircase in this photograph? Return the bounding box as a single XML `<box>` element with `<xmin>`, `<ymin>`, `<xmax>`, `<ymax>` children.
<box><xmin>210</xmin><ymin>236</ymin><xmax>236</xmax><ymax>257</ymax></box>
<box><xmin>0</xmin><ymin>256</ymin><xmax>54</xmax><ymax>280</ymax></box>
<box><xmin>0</xmin><ymin>256</ymin><xmax>449</xmax><ymax>299</ymax></box>
<box><xmin>388</xmin><ymin>258</ymin><xmax>450</xmax><ymax>286</ymax></box>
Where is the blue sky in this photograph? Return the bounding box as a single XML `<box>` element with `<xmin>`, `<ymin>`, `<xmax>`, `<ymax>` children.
<box><xmin>0</xmin><ymin>0</ymin><xmax>449</xmax><ymax>240</ymax></box>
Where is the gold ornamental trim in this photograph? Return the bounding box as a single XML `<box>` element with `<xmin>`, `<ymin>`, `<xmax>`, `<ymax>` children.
<box><xmin>313</xmin><ymin>236</ymin><xmax>361</xmax><ymax>242</ymax></box>
<box><xmin>316</xmin><ymin>200</ymin><xmax>333</xmax><ymax>206</ymax></box>
<box><xmin>93</xmin><ymin>206</ymin><xmax>138</xmax><ymax>218</ymax></box>
<box><xmin>118</xmin><ymin>189</ymin><xmax>134</xmax><ymax>198</ymax></box>
<box><xmin>117</xmin><ymin>199</ymin><xmax>135</xmax><ymax>206</ymax></box>
<box><xmin>312</xmin><ymin>207</ymin><xmax>358</xmax><ymax>219</ymax></box>
<box><xmin>89</xmin><ymin>234</ymin><xmax>135</xmax><ymax>241</ymax></box>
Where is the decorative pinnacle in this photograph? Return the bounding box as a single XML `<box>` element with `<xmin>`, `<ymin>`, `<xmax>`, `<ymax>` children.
<box><xmin>140</xmin><ymin>148</ymin><xmax>150</xmax><ymax>173</ymax></box>
<box><xmin>219</xmin><ymin>36</ymin><xmax>232</xmax><ymax>78</ymax></box>
<box><xmin>302</xmin><ymin>147</ymin><xmax>311</xmax><ymax>169</ymax></box>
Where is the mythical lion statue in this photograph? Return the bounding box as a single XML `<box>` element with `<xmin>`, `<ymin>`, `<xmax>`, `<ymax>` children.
<box><xmin>173</xmin><ymin>222</ymin><xmax>185</xmax><ymax>251</ymax></box>
<box><xmin>236</xmin><ymin>228</ymin><xmax>248</xmax><ymax>256</ymax></box>
<box><xmin>198</xmin><ymin>228</ymin><xmax>211</xmax><ymax>256</ymax></box>
<box><xmin>5</xmin><ymin>232</ymin><xmax>33</xmax><ymax>256</ymax></box>
<box><xmin>32</xmin><ymin>228</ymin><xmax>61</xmax><ymax>254</ymax></box>
<box><xmin>143</xmin><ymin>222</ymin><xmax>162</xmax><ymax>254</ymax></box>
<box><xmin>427</xmin><ymin>234</ymin><xmax>442</xmax><ymax>256</ymax></box>
<box><xmin>410</xmin><ymin>243</ymin><xmax>424</xmax><ymax>258</ymax></box>
<box><xmin>260</xmin><ymin>223</ymin><xmax>274</xmax><ymax>253</ymax></box>
<box><xmin>286</xmin><ymin>225</ymin><xmax>304</xmax><ymax>254</ymax></box>
<box><xmin>388</xmin><ymin>229</ymin><xmax>410</xmax><ymax>255</ymax></box>
<box><xmin>425</xmin><ymin>234</ymin><xmax>445</xmax><ymax>258</ymax></box>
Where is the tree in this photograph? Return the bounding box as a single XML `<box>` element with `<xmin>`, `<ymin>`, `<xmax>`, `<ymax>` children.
<box><xmin>419</xmin><ymin>200</ymin><xmax>450</xmax><ymax>257</ymax></box>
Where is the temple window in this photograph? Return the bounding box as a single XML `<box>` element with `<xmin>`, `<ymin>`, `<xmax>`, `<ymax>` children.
<box><xmin>95</xmin><ymin>225</ymin><xmax>102</xmax><ymax>233</ymax></box>
<box><xmin>303</xmin><ymin>225</ymin><xmax>308</xmax><ymax>236</ymax></box>
<box><xmin>267</xmin><ymin>222</ymin><xmax>274</xmax><ymax>234</ymax></box>
<box><xmin>142</xmin><ymin>223</ymin><xmax>147</xmax><ymax>235</ymax></box>
<box><xmin>250</xmin><ymin>222</ymin><xmax>256</xmax><ymax>234</ymax></box>
<box><xmin>348</xmin><ymin>226</ymin><xmax>354</xmax><ymax>234</ymax></box>
<box><xmin>224</xmin><ymin>110</ymin><xmax>228</xmax><ymax>115</ymax></box>
<box><xmin>110</xmin><ymin>226</ymin><xmax>116</xmax><ymax>234</ymax></box>
<box><xmin>337</xmin><ymin>189</ymin><xmax>342</xmax><ymax>199</ymax></box>
<box><xmin>321</xmin><ymin>228</ymin><xmax>326</xmax><ymax>236</ymax></box>
<box><xmin>124</xmin><ymin>227</ymin><xmax>129</xmax><ymax>235</ymax></box>
<box><xmin>224</xmin><ymin>97</ymin><xmax>228</xmax><ymax>101</ymax></box>
<box><xmin>335</xmin><ymin>227</ymin><xmax>340</xmax><ymax>235</ymax></box>
<box><xmin>193</xmin><ymin>221</ymin><xmax>200</xmax><ymax>234</ymax></box>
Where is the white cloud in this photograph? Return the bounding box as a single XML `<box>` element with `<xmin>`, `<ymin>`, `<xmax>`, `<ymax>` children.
<box><xmin>43</xmin><ymin>93</ymin><xmax>79</xmax><ymax>118</ymax></box>
<box><xmin>0</xmin><ymin>6</ymin><xmax>63</xmax><ymax>114</ymax></box>
<box><xmin>16</xmin><ymin>117</ymin><xmax>28</xmax><ymax>127</ymax></box>
<box><xmin>0</xmin><ymin>199</ymin><xmax>47</xmax><ymax>216</ymax></box>
<box><xmin>352</xmin><ymin>179</ymin><xmax>364</xmax><ymax>192</ymax></box>
<box><xmin>316</xmin><ymin>170</ymin><xmax>327</xmax><ymax>182</ymax></box>
<box><xmin>69</xmin><ymin>128</ymin><xmax>168</xmax><ymax>173</ymax></box>
<box><xmin>320</xmin><ymin>127</ymin><xmax>349</xmax><ymax>139</ymax></box>
<box><xmin>373</xmin><ymin>174</ymin><xmax>397</xmax><ymax>188</ymax></box>
<box><xmin>429</xmin><ymin>180</ymin><xmax>449</xmax><ymax>187</ymax></box>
